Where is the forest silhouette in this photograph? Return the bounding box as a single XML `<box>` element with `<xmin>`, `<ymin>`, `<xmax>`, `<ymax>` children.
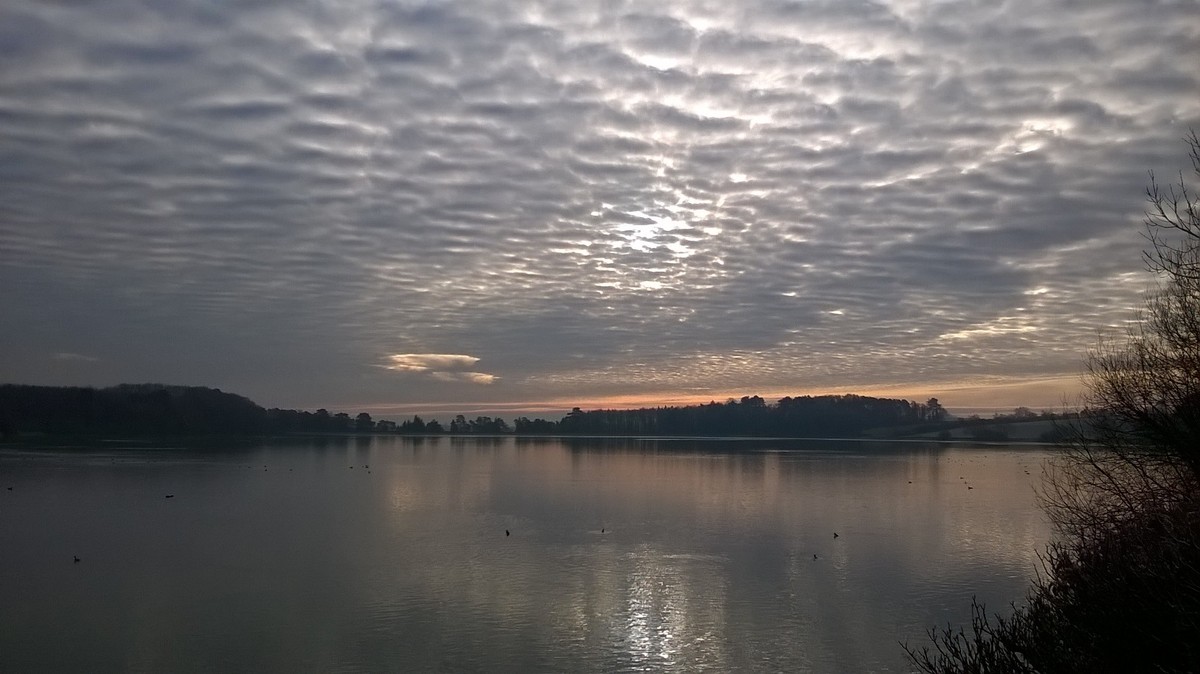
<box><xmin>0</xmin><ymin>383</ymin><xmax>949</xmax><ymax>440</ymax></box>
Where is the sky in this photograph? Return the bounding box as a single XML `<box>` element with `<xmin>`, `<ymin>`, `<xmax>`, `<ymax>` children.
<box><xmin>2</xmin><ymin>0</ymin><xmax>1198</xmax><ymax>420</ymax></box>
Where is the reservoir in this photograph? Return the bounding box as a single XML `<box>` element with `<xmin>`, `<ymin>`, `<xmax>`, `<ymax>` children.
<box><xmin>0</xmin><ymin>437</ymin><xmax>1052</xmax><ymax>672</ymax></box>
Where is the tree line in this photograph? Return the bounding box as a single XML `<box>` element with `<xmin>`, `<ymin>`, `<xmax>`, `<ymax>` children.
<box><xmin>0</xmin><ymin>383</ymin><xmax>267</xmax><ymax>437</ymax></box>
<box><xmin>0</xmin><ymin>383</ymin><xmax>947</xmax><ymax>440</ymax></box>
<box><xmin>520</xmin><ymin>394</ymin><xmax>946</xmax><ymax>437</ymax></box>
<box><xmin>0</xmin><ymin>383</ymin><xmax>436</xmax><ymax>438</ymax></box>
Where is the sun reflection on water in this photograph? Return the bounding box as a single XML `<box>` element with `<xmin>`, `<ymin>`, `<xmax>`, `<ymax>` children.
<box><xmin>0</xmin><ymin>438</ymin><xmax>1056</xmax><ymax>672</ymax></box>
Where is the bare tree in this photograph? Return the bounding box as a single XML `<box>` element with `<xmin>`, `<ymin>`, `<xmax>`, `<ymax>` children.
<box><xmin>1145</xmin><ymin>129</ymin><xmax>1200</xmax><ymax>281</ymax></box>
<box><xmin>908</xmin><ymin>135</ymin><xmax>1200</xmax><ymax>673</ymax></box>
<box><xmin>1044</xmin><ymin>132</ymin><xmax>1200</xmax><ymax>541</ymax></box>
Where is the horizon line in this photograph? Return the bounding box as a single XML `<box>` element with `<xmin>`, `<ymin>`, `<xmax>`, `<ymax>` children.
<box><xmin>314</xmin><ymin>375</ymin><xmax>1084</xmax><ymax>421</ymax></box>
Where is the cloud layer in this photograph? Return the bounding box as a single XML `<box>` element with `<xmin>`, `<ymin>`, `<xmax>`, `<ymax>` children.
<box><xmin>2</xmin><ymin>0</ymin><xmax>1198</xmax><ymax>412</ymax></box>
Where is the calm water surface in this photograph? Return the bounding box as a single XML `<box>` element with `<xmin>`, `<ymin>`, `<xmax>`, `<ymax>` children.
<box><xmin>0</xmin><ymin>437</ymin><xmax>1053</xmax><ymax>673</ymax></box>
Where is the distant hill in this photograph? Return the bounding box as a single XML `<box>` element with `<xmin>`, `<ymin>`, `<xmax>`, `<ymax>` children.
<box><xmin>0</xmin><ymin>383</ymin><xmax>267</xmax><ymax>438</ymax></box>
<box><xmin>904</xmin><ymin>419</ymin><xmax>1065</xmax><ymax>442</ymax></box>
<box><xmin>0</xmin><ymin>383</ymin><xmax>394</xmax><ymax>439</ymax></box>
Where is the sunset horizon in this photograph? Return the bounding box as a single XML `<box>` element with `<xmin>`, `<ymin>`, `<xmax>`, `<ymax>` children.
<box><xmin>326</xmin><ymin>372</ymin><xmax>1085</xmax><ymax>422</ymax></box>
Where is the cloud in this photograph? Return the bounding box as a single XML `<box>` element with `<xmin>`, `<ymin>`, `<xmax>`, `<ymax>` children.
<box><xmin>52</xmin><ymin>352</ymin><xmax>99</xmax><ymax>362</ymax></box>
<box><xmin>383</xmin><ymin>354</ymin><xmax>481</xmax><ymax>373</ymax></box>
<box><xmin>0</xmin><ymin>0</ymin><xmax>1197</xmax><ymax>410</ymax></box>
<box><xmin>382</xmin><ymin>353</ymin><xmax>497</xmax><ymax>385</ymax></box>
<box><xmin>429</xmin><ymin>372</ymin><xmax>499</xmax><ymax>385</ymax></box>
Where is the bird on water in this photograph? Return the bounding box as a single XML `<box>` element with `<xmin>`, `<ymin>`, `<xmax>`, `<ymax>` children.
<box><xmin>73</xmin><ymin>556</ymin><xmax>80</xmax><ymax>563</ymax></box>
<box><xmin>506</xmin><ymin>529</ymin><xmax>510</xmax><ymax>536</ymax></box>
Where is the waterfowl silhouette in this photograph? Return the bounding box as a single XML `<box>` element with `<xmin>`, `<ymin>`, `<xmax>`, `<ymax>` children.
<box><xmin>833</xmin><ymin>532</ymin><xmax>839</xmax><ymax>538</ymax></box>
<box><xmin>73</xmin><ymin>556</ymin><xmax>80</xmax><ymax>563</ymax></box>
<box><xmin>505</xmin><ymin>529</ymin><xmax>510</xmax><ymax>536</ymax></box>
<box><xmin>165</xmin><ymin>494</ymin><xmax>174</xmax><ymax>498</ymax></box>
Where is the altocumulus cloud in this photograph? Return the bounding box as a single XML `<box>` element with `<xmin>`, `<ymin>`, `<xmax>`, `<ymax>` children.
<box><xmin>0</xmin><ymin>0</ymin><xmax>1198</xmax><ymax>411</ymax></box>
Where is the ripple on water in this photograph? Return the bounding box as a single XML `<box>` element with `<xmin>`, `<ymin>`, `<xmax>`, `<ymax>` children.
<box><xmin>0</xmin><ymin>440</ymin><xmax>1052</xmax><ymax>673</ymax></box>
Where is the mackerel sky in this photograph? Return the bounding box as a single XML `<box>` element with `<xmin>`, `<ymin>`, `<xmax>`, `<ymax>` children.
<box><xmin>2</xmin><ymin>0</ymin><xmax>1198</xmax><ymax>418</ymax></box>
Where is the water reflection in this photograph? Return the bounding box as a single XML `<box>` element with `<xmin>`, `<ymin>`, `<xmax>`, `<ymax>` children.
<box><xmin>0</xmin><ymin>438</ymin><xmax>1051</xmax><ymax>673</ymax></box>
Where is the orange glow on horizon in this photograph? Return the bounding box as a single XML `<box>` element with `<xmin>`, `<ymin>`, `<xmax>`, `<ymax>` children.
<box><xmin>341</xmin><ymin>374</ymin><xmax>1085</xmax><ymax>421</ymax></box>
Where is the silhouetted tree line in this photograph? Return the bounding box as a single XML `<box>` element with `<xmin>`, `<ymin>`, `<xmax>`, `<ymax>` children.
<box><xmin>1</xmin><ymin>384</ymin><xmax>952</xmax><ymax>440</ymax></box>
<box><xmin>517</xmin><ymin>394</ymin><xmax>946</xmax><ymax>437</ymax></box>
<box><xmin>446</xmin><ymin>415</ymin><xmax>510</xmax><ymax>434</ymax></box>
<box><xmin>0</xmin><ymin>384</ymin><xmax>267</xmax><ymax>437</ymax></box>
<box><xmin>0</xmin><ymin>384</ymin><xmax>457</xmax><ymax>439</ymax></box>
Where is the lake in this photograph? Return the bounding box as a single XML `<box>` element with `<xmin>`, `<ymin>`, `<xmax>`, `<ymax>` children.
<box><xmin>0</xmin><ymin>437</ymin><xmax>1053</xmax><ymax>673</ymax></box>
